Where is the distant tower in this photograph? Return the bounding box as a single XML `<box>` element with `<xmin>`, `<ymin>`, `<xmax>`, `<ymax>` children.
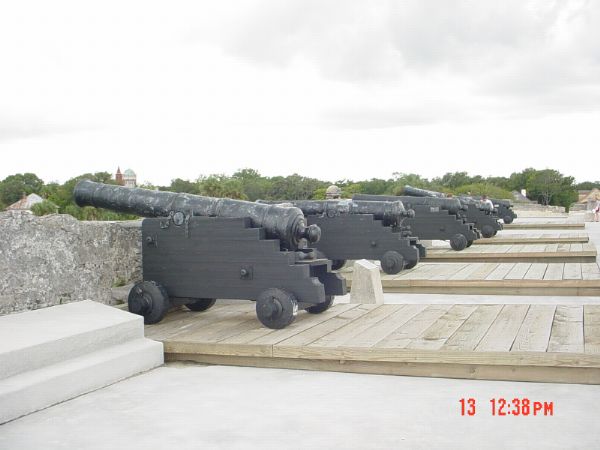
<box><xmin>123</xmin><ymin>169</ymin><xmax>137</xmax><ymax>188</ymax></box>
<box><xmin>115</xmin><ymin>167</ymin><xmax>124</xmax><ymax>186</ymax></box>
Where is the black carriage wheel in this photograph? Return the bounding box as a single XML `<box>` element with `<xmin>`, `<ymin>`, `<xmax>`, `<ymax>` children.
<box><xmin>481</xmin><ymin>225</ymin><xmax>495</xmax><ymax>238</ymax></box>
<box><xmin>185</xmin><ymin>298</ymin><xmax>217</xmax><ymax>312</ymax></box>
<box><xmin>466</xmin><ymin>240</ymin><xmax>473</xmax><ymax>248</ymax></box>
<box><xmin>256</xmin><ymin>288</ymin><xmax>298</xmax><ymax>329</ymax></box>
<box><xmin>128</xmin><ymin>281</ymin><xmax>170</xmax><ymax>324</ymax></box>
<box><xmin>330</xmin><ymin>259</ymin><xmax>346</xmax><ymax>271</ymax></box>
<box><xmin>450</xmin><ymin>234</ymin><xmax>468</xmax><ymax>251</ymax></box>
<box><xmin>306</xmin><ymin>295</ymin><xmax>334</xmax><ymax>314</ymax></box>
<box><xmin>380</xmin><ymin>251</ymin><xmax>404</xmax><ymax>275</ymax></box>
<box><xmin>404</xmin><ymin>259</ymin><xmax>418</xmax><ymax>270</ymax></box>
<box><xmin>503</xmin><ymin>215</ymin><xmax>514</xmax><ymax>224</ymax></box>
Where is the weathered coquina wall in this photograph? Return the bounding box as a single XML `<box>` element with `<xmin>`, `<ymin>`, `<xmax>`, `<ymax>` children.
<box><xmin>0</xmin><ymin>211</ymin><xmax>142</xmax><ymax>315</ymax></box>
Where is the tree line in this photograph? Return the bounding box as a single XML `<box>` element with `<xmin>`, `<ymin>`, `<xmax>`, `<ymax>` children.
<box><xmin>0</xmin><ymin>168</ymin><xmax>595</xmax><ymax>220</ymax></box>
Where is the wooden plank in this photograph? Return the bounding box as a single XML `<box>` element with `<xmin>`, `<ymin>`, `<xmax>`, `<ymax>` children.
<box><xmin>504</xmin><ymin>223</ymin><xmax>585</xmax><ymax>229</ymax></box>
<box><xmin>473</xmin><ymin>235</ymin><xmax>588</xmax><ymax>245</ymax></box>
<box><xmin>275</xmin><ymin>304</ymin><xmax>377</xmax><ymax>347</ymax></box>
<box><xmin>146</xmin><ymin>303</ymin><xmax>252</xmax><ymax>341</ymax></box>
<box><xmin>395</xmin><ymin>263</ymin><xmax>439</xmax><ymax>280</ymax></box>
<box><xmin>584</xmin><ymin>305</ymin><xmax>600</xmax><ymax>354</ymax></box>
<box><xmin>563</xmin><ymin>263</ymin><xmax>582</xmax><ymax>280</ymax></box>
<box><xmin>449</xmin><ymin>263</ymin><xmax>486</xmax><ymax>280</ymax></box>
<box><xmin>348</xmin><ymin>305</ymin><xmax>428</xmax><ymax>347</ymax></box>
<box><xmin>310</xmin><ymin>305</ymin><xmax>402</xmax><ymax>347</ymax></box>
<box><xmin>504</xmin><ymin>263</ymin><xmax>532</xmax><ymax>280</ymax></box>
<box><xmin>523</xmin><ymin>263</ymin><xmax>547</xmax><ymax>280</ymax></box>
<box><xmin>468</xmin><ymin>263</ymin><xmax>500</xmax><ymax>280</ymax></box>
<box><xmin>442</xmin><ymin>305</ymin><xmax>503</xmax><ymax>351</ymax></box>
<box><xmin>570</xmin><ymin>243</ymin><xmax>583</xmax><ymax>252</ymax></box>
<box><xmin>406</xmin><ymin>305</ymin><xmax>477</xmax><ymax>350</ymax></box>
<box><xmin>485</xmin><ymin>263</ymin><xmax>515</xmax><ymax>280</ymax></box>
<box><xmin>512</xmin><ymin>305</ymin><xmax>556</xmax><ymax>352</ymax></box>
<box><xmin>582</xmin><ymin>263</ymin><xmax>600</xmax><ymax>280</ymax></box>
<box><xmin>475</xmin><ymin>305</ymin><xmax>530</xmax><ymax>351</ymax></box>
<box><xmin>220</xmin><ymin>303</ymin><xmax>359</xmax><ymax>345</ymax></box>
<box><xmin>172</xmin><ymin>351</ymin><xmax>600</xmax><ymax>384</ymax></box>
<box><xmin>548</xmin><ymin>306</ymin><xmax>584</xmax><ymax>353</ymax></box>
<box><xmin>375</xmin><ymin>305</ymin><xmax>453</xmax><ymax>348</ymax></box>
<box><xmin>429</xmin><ymin>264</ymin><xmax>468</xmax><ymax>280</ymax></box>
<box><xmin>543</xmin><ymin>263</ymin><xmax>564</xmax><ymax>280</ymax></box>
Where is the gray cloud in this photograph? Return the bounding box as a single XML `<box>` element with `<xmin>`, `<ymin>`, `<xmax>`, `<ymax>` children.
<box><xmin>0</xmin><ymin>118</ymin><xmax>95</xmax><ymax>143</ymax></box>
<box><xmin>194</xmin><ymin>0</ymin><xmax>600</xmax><ymax>127</ymax></box>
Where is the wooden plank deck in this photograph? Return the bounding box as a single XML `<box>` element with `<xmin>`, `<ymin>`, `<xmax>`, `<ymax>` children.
<box><xmin>424</xmin><ymin>242</ymin><xmax>596</xmax><ymax>263</ymax></box>
<box><xmin>146</xmin><ymin>302</ymin><xmax>600</xmax><ymax>384</ymax></box>
<box><xmin>504</xmin><ymin>223</ymin><xmax>585</xmax><ymax>230</ymax></box>
<box><xmin>473</xmin><ymin>233</ymin><xmax>589</xmax><ymax>245</ymax></box>
<box><xmin>340</xmin><ymin>262</ymin><xmax>600</xmax><ymax>296</ymax></box>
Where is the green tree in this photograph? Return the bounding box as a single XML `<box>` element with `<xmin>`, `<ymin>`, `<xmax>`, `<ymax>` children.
<box><xmin>199</xmin><ymin>174</ymin><xmax>246</xmax><ymax>199</ymax></box>
<box><xmin>526</xmin><ymin>169</ymin><xmax>577</xmax><ymax>208</ymax></box>
<box><xmin>454</xmin><ymin>183</ymin><xmax>513</xmax><ymax>199</ymax></box>
<box><xmin>31</xmin><ymin>200</ymin><xmax>59</xmax><ymax>216</ymax></box>
<box><xmin>575</xmin><ymin>181</ymin><xmax>600</xmax><ymax>190</ymax></box>
<box><xmin>166</xmin><ymin>178</ymin><xmax>200</xmax><ymax>194</ymax></box>
<box><xmin>0</xmin><ymin>173</ymin><xmax>45</xmax><ymax>205</ymax></box>
<box><xmin>267</xmin><ymin>174</ymin><xmax>327</xmax><ymax>200</ymax></box>
<box><xmin>233</xmin><ymin>168</ymin><xmax>272</xmax><ymax>201</ymax></box>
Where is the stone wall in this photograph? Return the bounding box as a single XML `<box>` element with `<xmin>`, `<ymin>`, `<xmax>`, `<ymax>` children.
<box><xmin>0</xmin><ymin>211</ymin><xmax>142</xmax><ymax>315</ymax></box>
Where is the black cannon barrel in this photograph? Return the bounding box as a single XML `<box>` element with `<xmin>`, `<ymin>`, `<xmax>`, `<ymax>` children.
<box><xmin>458</xmin><ymin>195</ymin><xmax>494</xmax><ymax>212</ymax></box>
<box><xmin>353</xmin><ymin>194</ymin><xmax>464</xmax><ymax>215</ymax></box>
<box><xmin>257</xmin><ymin>199</ymin><xmax>414</xmax><ymax>225</ymax></box>
<box><xmin>404</xmin><ymin>186</ymin><xmax>492</xmax><ymax>213</ymax></box>
<box><xmin>74</xmin><ymin>180</ymin><xmax>320</xmax><ymax>250</ymax></box>
<box><xmin>403</xmin><ymin>185</ymin><xmax>446</xmax><ymax>198</ymax></box>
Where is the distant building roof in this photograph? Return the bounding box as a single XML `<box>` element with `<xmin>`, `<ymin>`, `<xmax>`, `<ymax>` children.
<box><xmin>123</xmin><ymin>169</ymin><xmax>136</xmax><ymax>177</ymax></box>
<box><xmin>511</xmin><ymin>190</ymin><xmax>530</xmax><ymax>202</ymax></box>
<box><xmin>6</xmin><ymin>193</ymin><xmax>44</xmax><ymax>210</ymax></box>
<box><xmin>579</xmin><ymin>188</ymin><xmax>600</xmax><ymax>203</ymax></box>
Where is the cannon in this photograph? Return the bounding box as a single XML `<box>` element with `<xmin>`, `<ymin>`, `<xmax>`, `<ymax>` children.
<box><xmin>74</xmin><ymin>180</ymin><xmax>346</xmax><ymax>329</ymax></box>
<box><xmin>353</xmin><ymin>194</ymin><xmax>480</xmax><ymax>251</ymax></box>
<box><xmin>491</xmin><ymin>198</ymin><xmax>517</xmax><ymax>224</ymax></box>
<box><xmin>403</xmin><ymin>185</ymin><xmax>503</xmax><ymax>238</ymax></box>
<box><xmin>258</xmin><ymin>199</ymin><xmax>424</xmax><ymax>273</ymax></box>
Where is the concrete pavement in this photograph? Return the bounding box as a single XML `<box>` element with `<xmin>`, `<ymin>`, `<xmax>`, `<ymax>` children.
<box><xmin>1</xmin><ymin>364</ymin><xmax>599</xmax><ymax>449</ymax></box>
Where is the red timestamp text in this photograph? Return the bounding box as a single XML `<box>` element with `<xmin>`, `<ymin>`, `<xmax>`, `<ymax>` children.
<box><xmin>459</xmin><ymin>398</ymin><xmax>554</xmax><ymax>416</ymax></box>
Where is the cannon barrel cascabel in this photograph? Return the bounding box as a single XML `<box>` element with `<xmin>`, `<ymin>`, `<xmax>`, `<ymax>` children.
<box><xmin>73</xmin><ymin>180</ymin><xmax>320</xmax><ymax>250</ymax></box>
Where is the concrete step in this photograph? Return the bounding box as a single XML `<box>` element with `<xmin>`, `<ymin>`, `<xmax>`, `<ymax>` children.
<box><xmin>0</xmin><ymin>300</ymin><xmax>164</xmax><ymax>424</ymax></box>
<box><xmin>0</xmin><ymin>300</ymin><xmax>143</xmax><ymax>380</ymax></box>
<box><xmin>0</xmin><ymin>338</ymin><xmax>163</xmax><ymax>424</ymax></box>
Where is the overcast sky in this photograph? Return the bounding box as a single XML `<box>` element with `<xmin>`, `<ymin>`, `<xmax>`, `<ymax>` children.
<box><xmin>1</xmin><ymin>0</ymin><xmax>599</xmax><ymax>185</ymax></box>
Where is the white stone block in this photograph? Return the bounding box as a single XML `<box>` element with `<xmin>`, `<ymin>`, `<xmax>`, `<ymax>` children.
<box><xmin>350</xmin><ymin>260</ymin><xmax>384</xmax><ymax>305</ymax></box>
<box><xmin>0</xmin><ymin>301</ymin><xmax>163</xmax><ymax>424</ymax></box>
